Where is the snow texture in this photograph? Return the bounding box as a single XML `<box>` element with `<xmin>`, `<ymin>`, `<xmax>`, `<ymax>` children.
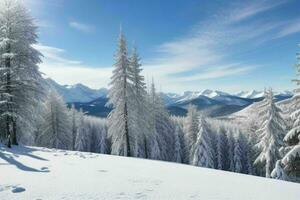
<box><xmin>1</xmin><ymin>145</ymin><xmax>300</xmax><ymax>200</ymax></box>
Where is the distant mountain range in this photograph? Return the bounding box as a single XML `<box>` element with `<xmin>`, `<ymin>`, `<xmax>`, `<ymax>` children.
<box><xmin>45</xmin><ymin>78</ymin><xmax>108</xmax><ymax>102</ymax></box>
<box><xmin>46</xmin><ymin>78</ymin><xmax>293</xmax><ymax>117</ymax></box>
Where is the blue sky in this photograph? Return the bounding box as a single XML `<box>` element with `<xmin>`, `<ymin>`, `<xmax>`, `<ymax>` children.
<box><xmin>25</xmin><ymin>0</ymin><xmax>300</xmax><ymax>93</ymax></box>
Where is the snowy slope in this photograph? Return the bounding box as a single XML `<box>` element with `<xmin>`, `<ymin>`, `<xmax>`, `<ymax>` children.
<box><xmin>1</xmin><ymin>145</ymin><xmax>300</xmax><ymax>200</ymax></box>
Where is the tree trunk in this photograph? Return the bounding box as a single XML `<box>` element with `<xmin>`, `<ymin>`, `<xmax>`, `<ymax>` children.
<box><xmin>12</xmin><ymin>119</ymin><xmax>18</xmax><ymax>145</ymax></box>
<box><xmin>5</xmin><ymin>41</ymin><xmax>13</xmax><ymax>147</ymax></box>
<box><xmin>124</xmin><ymin>101</ymin><xmax>131</xmax><ymax>157</ymax></box>
<box><xmin>144</xmin><ymin>137</ymin><xmax>148</xmax><ymax>159</ymax></box>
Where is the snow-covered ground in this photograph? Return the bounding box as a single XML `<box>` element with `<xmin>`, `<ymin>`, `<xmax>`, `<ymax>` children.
<box><xmin>1</xmin><ymin>145</ymin><xmax>299</xmax><ymax>200</ymax></box>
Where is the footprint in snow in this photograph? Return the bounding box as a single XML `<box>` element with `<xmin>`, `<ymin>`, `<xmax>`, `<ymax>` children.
<box><xmin>0</xmin><ymin>185</ymin><xmax>13</xmax><ymax>192</ymax></box>
<box><xmin>40</xmin><ymin>167</ymin><xmax>50</xmax><ymax>172</ymax></box>
<box><xmin>11</xmin><ymin>187</ymin><xmax>26</xmax><ymax>193</ymax></box>
<box><xmin>98</xmin><ymin>169</ymin><xmax>108</xmax><ymax>173</ymax></box>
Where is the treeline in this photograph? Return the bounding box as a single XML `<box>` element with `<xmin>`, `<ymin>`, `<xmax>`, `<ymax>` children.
<box><xmin>0</xmin><ymin>0</ymin><xmax>299</xmax><ymax>184</ymax></box>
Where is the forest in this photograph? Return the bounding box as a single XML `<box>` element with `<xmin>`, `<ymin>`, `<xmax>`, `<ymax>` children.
<box><xmin>0</xmin><ymin>0</ymin><xmax>299</xmax><ymax>184</ymax></box>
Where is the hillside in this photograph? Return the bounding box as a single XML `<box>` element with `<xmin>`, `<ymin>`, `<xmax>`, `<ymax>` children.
<box><xmin>1</xmin><ymin>145</ymin><xmax>299</xmax><ymax>200</ymax></box>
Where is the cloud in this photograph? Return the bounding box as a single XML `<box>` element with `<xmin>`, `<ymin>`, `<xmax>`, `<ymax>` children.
<box><xmin>175</xmin><ymin>64</ymin><xmax>257</xmax><ymax>82</ymax></box>
<box><xmin>33</xmin><ymin>44</ymin><xmax>112</xmax><ymax>89</ymax></box>
<box><xmin>275</xmin><ymin>19</ymin><xmax>300</xmax><ymax>38</ymax></box>
<box><xmin>228</xmin><ymin>0</ymin><xmax>287</xmax><ymax>23</ymax></box>
<box><xmin>69</xmin><ymin>21</ymin><xmax>95</xmax><ymax>33</ymax></box>
<box><xmin>141</xmin><ymin>1</ymin><xmax>286</xmax><ymax>92</ymax></box>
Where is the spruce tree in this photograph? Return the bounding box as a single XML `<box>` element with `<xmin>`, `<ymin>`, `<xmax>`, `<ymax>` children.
<box><xmin>0</xmin><ymin>0</ymin><xmax>43</xmax><ymax>147</ymax></box>
<box><xmin>273</xmin><ymin>45</ymin><xmax>300</xmax><ymax>182</ymax></box>
<box><xmin>254</xmin><ymin>90</ymin><xmax>286</xmax><ymax>178</ymax></box>
<box><xmin>184</xmin><ymin>104</ymin><xmax>200</xmax><ymax>162</ymax></box>
<box><xmin>130</xmin><ymin>46</ymin><xmax>149</xmax><ymax>158</ymax></box>
<box><xmin>107</xmin><ymin>30</ymin><xmax>136</xmax><ymax>157</ymax></box>
<box><xmin>192</xmin><ymin>116</ymin><xmax>214</xmax><ymax>168</ymax></box>
<box><xmin>37</xmin><ymin>91</ymin><xmax>71</xmax><ymax>149</ymax></box>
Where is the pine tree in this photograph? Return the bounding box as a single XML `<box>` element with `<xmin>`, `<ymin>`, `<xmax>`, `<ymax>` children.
<box><xmin>192</xmin><ymin>116</ymin><xmax>214</xmax><ymax>168</ymax></box>
<box><xmin>227</xmin><ymin>131</ymin><xmax>235</xmax><ymax>172</ymax></box>
<box><xmin>254</xmin><ymin>89</ymin><xmax>286</xmax><ymax>178</ymax></box>
<box><xmin>173</xmin><ymin>125</ymin><xmax>183</xmax><ymax>163</ymax></box>
<box><xmin>37</xmin><ymin>91</ymin><xmax>71</xmax><ymax>149</ymax></box>
<box><xmin>273</xmin><ymin>45</ymin><xmax>300</xmax><ymax>182</ymax></box>
<box><xmin>184</xmin><ymin>104</ymin><xmax>199</xmax><ymax>162</ymax></box>
<box><xmin>147</xmin><ymin>80</ymin><xmax>161</xmax><ymax>160</ymax></box>
<box><xmin>0</xmin><ymin>0</ymin><xmax>43</xmax><ymax>147</ymax></box>
<box><xmin>107</xmin><ymin>30</ymin><xmax>136</xmax><ymax>157</ymax></box>
<box><xmin>130</xmin><ymin>46</ymin><xmax>149</xmax><ymax>158</ymax></box>
<box><xmin>233</xmin><ymin>132</ymin><xmax>243</xmax><ymax>173</ymax></box>
<box><xmin>75</xmin><ymin>108</ymin><xmax>87</xmax><ymax>151</ymax></box>
<box><xmin>216</xmin><ymin>127</ymin><xmax>228</xmax><ymax>170</ymax></box>
<box><xmin>70</xmin><ymin>104</ymin><xmax>78</xmax><ymax>150</ymax></box>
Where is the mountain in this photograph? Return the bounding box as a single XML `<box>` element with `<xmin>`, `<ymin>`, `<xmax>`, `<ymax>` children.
<box><xmin>2</xmin><ymin>145</ymin><xmax>299</xmax><ymax>199</ymax></box>
<box><xmin>68</xmin><ymin>97</ymin><xmax>111</xmax><ymax>118</ymax></box>
<box><xmin>163</xmin><ymin>90</ymin><xmax>293</xmax><ymax>117</ymax></box>
<box><xmin>46</xmin><ymin>79</ymin><xmax>293</xmax><ymax>118</ymax></box>
<box><xmin>45</xmin><ymin>78</ymin><xmax>108</xmax><ymax>103</ymax></box>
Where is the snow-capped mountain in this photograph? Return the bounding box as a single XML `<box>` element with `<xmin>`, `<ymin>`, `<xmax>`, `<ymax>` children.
<box><xmin>235</xmin><ymin>90</ymin><xmax>293</xmax><ymax>99</ymax></box>
<box><xmin>45</xmin><ymin>78</ymin><xmax>108</xmax><ymax>103</ymax></box>
<box><xmin>46</xmin><ymin>79</ymin><xmax>293</xmax><ymax>117</ymax></box>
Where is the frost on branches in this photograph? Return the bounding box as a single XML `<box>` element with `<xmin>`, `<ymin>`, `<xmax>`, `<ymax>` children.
<box><xmin>254</xmin><ymin>90</ymin><xmax>286</xmax><ymax>178</ymax></box>
<box><xmin>272</xmin><ymin>44</ymin><xmax>300</xmax><ymax>182</ymax></box>
<box><xmin>0</xmin><ymin>0</ymin><xmax>43</xmax><ymax>147</ymax></box>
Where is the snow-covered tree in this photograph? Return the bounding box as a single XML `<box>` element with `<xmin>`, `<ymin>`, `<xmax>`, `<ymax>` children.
<box><xmin>273</xmin><ymin>46</ymin><xmax>300</xmax><ymax>182</ymax></box>
<box><xmin>192</xmin><ymin>116</ymin><xmax>214</xmax><ymax>168</ymax></box>
<box><xmin>70</xmin><ymin>104</ymin><xmax>78</xmax><ymax>150</ymax></box>
<box><xmin>37</xmin><ymin>91</ymin><xmax>71</xmax><ymax>149</ymax></box>
<box><xmin>129</xmin><ymin>46</ymin><xmax>149</xmax><ymax>158</ymax></box>
<box><xmin>107</xmin><ymin>30</ymin><xmax>137</xmax><ymax>157</ymax></box>
<box><xmin>0</xmin><ymin>0</ymin><xmax>43</xmax><ymax>147</ymax></box>
<box><xmin>173</xmin><ymin>125</ymin><xmax>183</xmax><ymax>163</ymax></box>
<box><xmin>75</xmin><ymin>108</ymin><xmax>88</xmax><ymax>151</ymax></box>
<box><xmin>183</xmin><ymin>104</ymin><xmax>200</xmax><ymax>162</ymax></box>
<box><xmin>227</xmin><ymin>132</ymin><xmax>235</xmax><ymax>171</ymax></box>
<box><xmin>233</xmin><ymin>131</ymin><xmax>243</xmax><ymax>173</ymax></box>
<box><xmin>87</xmin><ymin>116</ymin><xmax>108</xmax><ymax>153</ymax></box>
<box><xmin>216</xmin><ymin>127</ymin><xmax>228</xmax><ymax>170</ymax></box>
<box><xmin>146</xmin><ymin>80</ymin><xmax>161</xmax><ymax>160</ymax></box>
<box><xmin>254</xmin><ymin>89</ymin><xmax>286</xmax><ymax>178</ymax></box>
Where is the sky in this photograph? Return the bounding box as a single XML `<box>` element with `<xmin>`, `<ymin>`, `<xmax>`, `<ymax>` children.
<box><xmin>23</xmin><ymin>0</ymin><xmax>300</xmax><ymax>93</ymax></box>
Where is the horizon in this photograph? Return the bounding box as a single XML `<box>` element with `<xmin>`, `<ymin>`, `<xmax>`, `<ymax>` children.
<box><xmin>24</xmin><ymin>0</ymin><xmax>300</xmax><ymax>93</ymax></box>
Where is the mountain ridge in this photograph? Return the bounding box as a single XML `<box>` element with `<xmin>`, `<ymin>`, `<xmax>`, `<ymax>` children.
<box><xmin>46</xmin><ymin>79</ymin><xmax>293</xmax><ymax>117</ymax></box>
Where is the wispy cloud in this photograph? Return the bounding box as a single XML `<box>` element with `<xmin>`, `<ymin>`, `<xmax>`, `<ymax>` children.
<box><xmin>142</xmin><ymin>0</ymin><xmax>291</xmax><ymax>92</ymax></box>
<box><xmin>176</xmin><ymin>64</ymin><xmax>257</xmax><ymax>82</ymax></box>
<box><xmin>69</xmin><ymin>21</ymin><xmax>95</xmax><ymax>33</ymax></box>
<box><xmin>33</xmin><ymin>44</ymin><xmax>111</xmax><ymax>88</ymax></box>
<box><xmin>228</xmin><ymin>0</ymin><xmax>287</xmax><ymax>23</ymax></box>
<box><xmin>275</xmin><ymin>19</ymin><xmax>300</xmax><ymax>38</ymax></box>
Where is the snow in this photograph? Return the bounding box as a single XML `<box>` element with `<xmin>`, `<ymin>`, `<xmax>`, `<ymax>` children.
<box><xmin>1</xmin><ymin>145</ymin><xmax>300</xmax><ymax>200</ymax></box>
<box><xmin>282</xmin><ymin>145</ymin><xmax>300</xmax><ymax>165</ymax></box>
<box><xmin>235</xmin><ymin>90</ymin><xmax>264</xmax><ymax>99</ymax></box>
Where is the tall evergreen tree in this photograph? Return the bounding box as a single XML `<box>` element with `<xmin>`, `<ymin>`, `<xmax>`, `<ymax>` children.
<box><xmin>192</xmin><ymin>116</ymin><xmax>214</xmax><ymax>168</ymax></box>
<box><xmin>273</xmin><ymin>45</ymin><xmax>300</xmax><ymax>182</ymax></box>
<box><xmin>37</xmin><ymin>91</ymin><xmax>71</xmax><ymax>149</ymax></box>
<box><xmin>147</xmin><ymin>80</ymin><xmax>161</xmax><ymax>160</ymax></box>
<box><xmin>130</xmin><ymin>46</ymin><xmax>149</xmax><ymax>158</ymax></box>
<box><xmin>70</xmin><ymin>104</ymin><xmax>78</xmax><ymax>150</ymax></box>
<box><xmin>216</xmin><ymin>127</ymin><xmax>228</xmax><ymax>170</ymax></box>
<box><xmin>254</xmin><ymin>90</ymin><xmax>286</xmax><ymax>178</ymax></box>
<box><xmin>0</xmin><ymin>0</ymin><xmax>43</xmax><ymax>147</ymax></box>
<box><xmin>107</xmin><ymin>30</ymin><xmax>136</xmax><ymax>157</ymax></box>
<box><xmin>233</xmin><ymin>132</ymin><xmax>243</xmax><ymax>173</ymax></box>
<box><xmin>184</xmin><ymin>104</ymin><xmax>200</xmax><ymax>162</ymax></box>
